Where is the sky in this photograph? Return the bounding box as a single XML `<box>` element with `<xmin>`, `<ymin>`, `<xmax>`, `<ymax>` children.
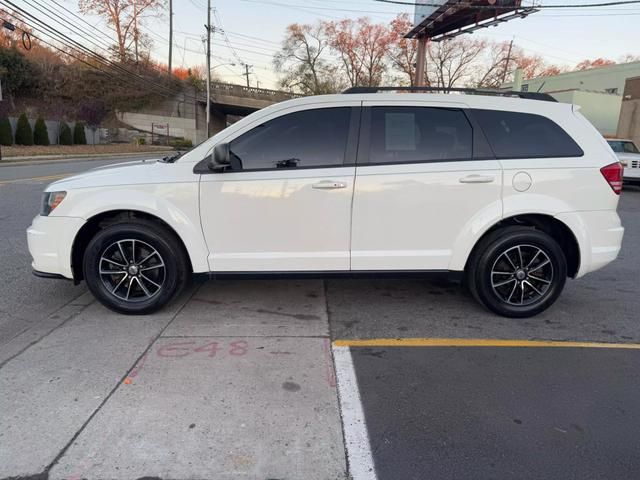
<box><xmin>54</xmin><ymin>0</ymin><xmax>640</xmax><ymax>89</ymax></box>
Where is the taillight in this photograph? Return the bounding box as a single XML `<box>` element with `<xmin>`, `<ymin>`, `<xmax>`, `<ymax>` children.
<box><xmin>600</xmin><ymin>162</ymin><xmax>623</xmax><ymax>195</ymax></box>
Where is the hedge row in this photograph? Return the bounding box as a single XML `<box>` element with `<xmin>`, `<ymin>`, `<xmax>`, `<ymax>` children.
<box><xmin>0</xmin><ymin>115</ymin><xmax>87</xmax><ymax>146</ymax></box>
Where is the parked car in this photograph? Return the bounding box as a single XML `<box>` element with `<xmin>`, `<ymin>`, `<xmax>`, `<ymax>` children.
<box><xmin>28</xmin><ymin>88</ymin><xmax>624</xmax><ymax>318</ymax></box>
<box><xmin>607</xmin><ymin>138</ymin><xmax>640</xmax><ymax>185</ymax></box>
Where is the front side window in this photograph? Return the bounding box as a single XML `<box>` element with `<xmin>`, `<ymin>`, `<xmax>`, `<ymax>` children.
<box><xmin>367</xmin><ymin>107</ymin><xmax>473</xmax><ymax>164</ymax></box>
<box><xmin>473</xmin><ymin>109</ymin><xmax>583</xmax><ymax>159</ymax></box>
<box><xmin>229</xmin><ymin>107</ymin><xmax>351</xmax><ymax>170</ymax></box>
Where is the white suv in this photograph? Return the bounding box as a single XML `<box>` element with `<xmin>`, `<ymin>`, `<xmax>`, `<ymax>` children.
<box><xmin>27</xmin><ymin>88</ymin><xmax>624</xmax><ymax>318</ymax></box>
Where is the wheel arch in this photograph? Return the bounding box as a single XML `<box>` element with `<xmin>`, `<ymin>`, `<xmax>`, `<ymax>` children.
<box><xmin>463</xmin><ymin>214</ymin><xmax>581</xmax><ymax>278</ymax></box>
<box><xmin>71</xmin><ymin>210</ymin><xmax>195</xmax><ymax>283</ymax></box>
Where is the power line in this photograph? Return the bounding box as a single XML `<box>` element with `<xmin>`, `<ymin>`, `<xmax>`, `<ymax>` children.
<box><xmin>372</xmin><ymin>0</ymin><xmax>640</xmax><ymax>8</ymax></box>
<box><xmin>1</xmin><ymin>2</ymin><xmax>199</xmax><ymax>102</ymax></box>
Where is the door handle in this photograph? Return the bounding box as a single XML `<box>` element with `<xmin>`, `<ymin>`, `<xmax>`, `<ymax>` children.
<box><xmin>459</xmin><ymin>175</ymin><xmax>494</xmax><ymax>184</ymax></box>
<box><xmin>312</xmin><ymin>181</ymin><xmax>347</xmax><ymax>190</ymax></box>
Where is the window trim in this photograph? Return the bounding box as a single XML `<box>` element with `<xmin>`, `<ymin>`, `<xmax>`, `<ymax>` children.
<box><xmin>356</xmin><ymin>105</ymin><xmax>494</xmax><ymax>166</ymax></box>
<box><xmin>198</xmin><ymin>106</ymin><xmax>361</xmax><ymax>174</ymax></box>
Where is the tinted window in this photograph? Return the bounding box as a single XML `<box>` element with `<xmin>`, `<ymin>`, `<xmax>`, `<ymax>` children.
<box><xmin>474</xmin><ymin>109</ymin><xmax>583</xmax><ymax>159</ymax></box>
<box><xmin>367</xmin><ymin>107</ymin><xmax>472</xmax><ymax>164</ymax></box>
<box><xmin>608</xmin><ymin>140</ymin><xmax>639</xmax><ymax>154</ymax></box>
<box><xmin>229</xmin><ymin>108</ymin><xmax>351</xmax><ymax>170</ymax></box>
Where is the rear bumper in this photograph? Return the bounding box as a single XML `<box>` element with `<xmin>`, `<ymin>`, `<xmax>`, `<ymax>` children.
<box><xmin>556</xmin><ymin>210</ymin><xmax>624</xmax><ymax>278</ymax></box>
<box><xmin>27</xmin><ymin>215</ymin><xmax>86</xmax><ymax>280</ymax></box>
<box><xmin>623</xmin><ymin>167</ymin><xmax>640</xmax><ymax>181</ymax></box>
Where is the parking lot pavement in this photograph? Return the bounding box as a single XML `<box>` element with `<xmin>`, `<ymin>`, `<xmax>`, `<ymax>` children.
<box><xmin>333</xmin><ymin>340</ymin><xmax>640</xmax><ymax>480</ymax></box>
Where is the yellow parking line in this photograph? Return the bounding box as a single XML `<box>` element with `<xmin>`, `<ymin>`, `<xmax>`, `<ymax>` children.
<box><xmin>333</xmin><ymin>338</ymin><xmax>640</xmax><ymax>349</ymax></box>
<box><xmin>0</xmin><ymin>174</ymin><xmax>68</xmax><ymax>185</ymax></box>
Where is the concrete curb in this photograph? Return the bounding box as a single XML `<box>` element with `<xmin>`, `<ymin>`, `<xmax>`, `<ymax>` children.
<box><xmin>0</xmin><ymin>150</ymin><xmax>174</xmax><ymax>167</ymax></box>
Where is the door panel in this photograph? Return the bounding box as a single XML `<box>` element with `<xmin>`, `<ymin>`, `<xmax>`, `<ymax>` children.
<box><xmin>351</xmin><ymin>161</ymin><xmax>502</xmax><ymax>270</ymax></box>
<box><xmin>351</xmin><ymin>102</ymin><xmax>503</xmax><ymax>271</ymax></box>
<box><xmin>201</xmin><ymin>168</ymin><xmax>355</xmax><ymax>271</ymax></box>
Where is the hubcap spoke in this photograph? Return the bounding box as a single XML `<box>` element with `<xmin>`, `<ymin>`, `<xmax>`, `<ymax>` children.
<box><xmin>112</xmin><ymin>274</ymin><xmax>129</xmax><ymax>294</ymax></box>
<box><xmin>524</xmin><ymin>280</ymin><xmax>542</xmax><ymax>296</ymax></box>
<box><xmin>529</xmin><ymin>259</ymin><xmax>550</xmax><ymax>274</ymax></box>
<box><xmin>102</xmin><ymin>258</ymin><xmax>126</xmax><ymax>268</ymax></box>
<box><xmin>493</xmin><ymin>278</ymin><xmax>516</xmax><ymax>288</ymax></box>
<box><xmin>135</xmin><ymin>276</ymin><xmax>152</xmax><ymax>297</ymax></box>
<box><xmin>141</xmin><ymin>263</ymin><xmax>164</xmax><ymax>272</ymax></box>
<box><xmin>139</xmin><ymin>251</ymin><xmax>158</xmax><ymax>266</ymax></box>
<box><xmin>140</xmin><ymin>273</ymin><xmax>161</xmax><ymax>289</ymax></box>
<box><xmin>117</xmin><ymin>241</ymin><xmax>128</xmax><ymax>264</ymax></box>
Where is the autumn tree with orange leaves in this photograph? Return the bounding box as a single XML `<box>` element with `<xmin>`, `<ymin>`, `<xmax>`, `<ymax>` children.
<box><xmin>386</xmin><ymin>13</ymin><xmax>418</xmax><ymax>85</ymax></box>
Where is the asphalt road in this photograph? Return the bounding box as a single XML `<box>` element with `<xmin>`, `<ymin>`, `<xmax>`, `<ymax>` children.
<box><xmin>0</xmin><ymin>156</ymin><xmax>159</xmax><ymax>364</ymax></box>
<box><xmin>2</xmin><ymin>157</ymin><xmax>640</xmax><ymax>480</ymax></box>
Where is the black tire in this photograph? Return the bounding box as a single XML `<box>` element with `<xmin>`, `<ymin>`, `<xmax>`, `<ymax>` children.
<box><xmin>466</xmin><ymin>226</ymin><xmax>567</xmax><ymax>318</ymax></box>
<box><xmin>83</xmin><ymin>220</ymin><xmax>189</xmax><ymax>315</ymax></box>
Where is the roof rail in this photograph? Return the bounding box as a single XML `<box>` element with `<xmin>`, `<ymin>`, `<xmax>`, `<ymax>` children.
<box><xmin>342</xmin><ymin>86</ymin><xmax>557</xmax><ymax>102</ymax></box>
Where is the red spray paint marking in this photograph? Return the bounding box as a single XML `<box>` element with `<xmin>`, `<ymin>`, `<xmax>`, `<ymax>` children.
<box><xmin>157</xmin><ymin>340</ymin><xmax>249</xmax><ymax>358</ymax></box>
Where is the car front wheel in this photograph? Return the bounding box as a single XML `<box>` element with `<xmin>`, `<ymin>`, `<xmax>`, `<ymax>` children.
<box><xmin>467</xmin><ymin>226</ymin><xmax>567</xmax><ymax>318</ymax></box>
<box><xmin>83</xmin><ymin>221</ymin><xmax>189</xmax><ymax>314</ymax></box>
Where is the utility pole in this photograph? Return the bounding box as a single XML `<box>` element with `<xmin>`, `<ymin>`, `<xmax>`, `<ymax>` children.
<box><xmin>501</xmin><ymin>38</ymin><xmax>514</xmax><ymax>86</ymax></box>
<box><xmin>206</xmin><ymin>0</ymin><xmax>211</xmax><ymax>137</ymax></box>
<box><xmin>243</xmin><ymin>64</ymin><xmax>252</xmax><ymax>88</ymax></box>
<box><xmin>168</xmin><ymin>0</ymin><xmax>173</xmax><ymax>75</ymax></box>
<box><xmin>415</xmin><ymin>37</ymin><xmax>427</xmax><ymax>87</ymax></box>
<box><xmin>133</xmin><ymin>0</ymin><xmax>139</xmax><ymax>63</ymax></box>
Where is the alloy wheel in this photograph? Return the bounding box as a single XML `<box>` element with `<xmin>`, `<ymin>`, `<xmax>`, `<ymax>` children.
<box><xmin>98</xmin><ymin>239</ymin><xmax>166</xmax><ymax>302</ymax></box>
<box><xmin>490</xmin><ymin>244</ymin><xmax>554</xmax><ymax>306</ymax></box>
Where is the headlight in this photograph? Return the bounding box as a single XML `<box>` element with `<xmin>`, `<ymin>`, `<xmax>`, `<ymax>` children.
<box><xmin>41</xmin><ymin>191</ymin><xmax>67</xmax><ymax>216</ymax></box>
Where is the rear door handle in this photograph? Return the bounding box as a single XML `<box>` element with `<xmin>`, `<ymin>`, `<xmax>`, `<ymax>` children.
<box><xmin>459</xmin><ymin>175</ymin><xmax>494</xmax><ymax>184</ymax></box>
<box><xmin>312</xmin><ymin>180</ymin><xmax>347</xmax><ymax>190</ymax></box>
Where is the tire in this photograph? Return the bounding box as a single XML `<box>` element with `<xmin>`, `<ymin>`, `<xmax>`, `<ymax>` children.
<box><xmin>466</xmin><ymin>226</ymin><xmax>567</xmax><ymax>318</ymax></box>
<box><xmin>83</xmin><ymin>220</ymin><xmax>189</xmax><ymax>315</ymax></box>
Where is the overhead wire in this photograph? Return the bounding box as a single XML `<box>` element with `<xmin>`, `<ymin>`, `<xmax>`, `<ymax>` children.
<box><xmin>1</xmin><ymin>1</ymin><xmax>199</xmax><ymax>101</ymax></box>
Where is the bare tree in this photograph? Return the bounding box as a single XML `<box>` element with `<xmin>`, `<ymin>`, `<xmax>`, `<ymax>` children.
<box><xmin>273</xmin><ymin>22</ymin><xmax>342</xmax><ymax>94</ymax></box>
<box><xmin>324</xmin><ymin>17</ymin><xmax>392</xmax><ymax>88</ymax></box>
<box><xmin>426</xmin><ymin>37</ymin><xmax>488</xmax><ymax>88</ymax></box>
<box><xmin>78</xmin><ymin>0</ymin><xmax>164</xmax><ymax>62</ymax></box>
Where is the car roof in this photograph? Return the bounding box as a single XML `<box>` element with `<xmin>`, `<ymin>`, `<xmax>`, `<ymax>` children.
<box><xmin>273</xmin><ymin>92</ymin><xmax>574</xmax><ymax>115</ymax></box>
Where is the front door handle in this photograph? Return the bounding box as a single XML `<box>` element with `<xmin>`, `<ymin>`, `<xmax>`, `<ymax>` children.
<box><xmin>312</xmin><ymin>181</ymin><xmax>347</xmax><ymax>190</ymax></box>
<box><xmin>459</xmin><ymin>175</ymin><xmax>495</xmax><ymax>184</ymax></box>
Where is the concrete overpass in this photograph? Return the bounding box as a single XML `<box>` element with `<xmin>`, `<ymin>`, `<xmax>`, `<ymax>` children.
<box><xmin>117</xmin><ymin>82</ymin><xmax>303</xmax><ymax>144</ymax></box>
<box><xmin>199</xmin><ymin>82</ymin><xmax>303</xmax><ymax>135</ymax></box>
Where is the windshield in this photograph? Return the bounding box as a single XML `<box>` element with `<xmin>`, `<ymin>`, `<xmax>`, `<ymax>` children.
<box><xmin>608</xmin><ymin>140</ymin><xmax>640</xmax><ymax>154</ymax></box>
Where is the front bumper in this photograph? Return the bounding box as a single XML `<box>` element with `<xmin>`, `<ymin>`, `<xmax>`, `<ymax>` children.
<box><xmin>27</xmin><ymin>215</ymin><xmax>86</xmax><ymax>280</ymax></box>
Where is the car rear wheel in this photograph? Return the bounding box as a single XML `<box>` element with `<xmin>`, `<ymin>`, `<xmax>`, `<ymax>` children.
<box><xmin>467</xmin><ymin>226</ymin><xmax>567</xmax><ymax>318</ymax></box>
<box><xmin>83</xmin><ymin>221</ymin><xmax>189</xmax><ymax>314</ymax></box>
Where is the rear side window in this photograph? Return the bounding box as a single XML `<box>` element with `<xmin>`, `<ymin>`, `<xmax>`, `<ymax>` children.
<box><xmin>229</xmin><ymin>107</ymin><xmax>351</xmax><ymax>170</ymax></box>
<box><xmin>473</xmin><ymin>109</ymin><xmax>583</xmax><ymax>159</ymax></box>
<box><xmin>367</xmin><ymin>107</ymin><xmax>473</xmax><ymax>164</ymax></box>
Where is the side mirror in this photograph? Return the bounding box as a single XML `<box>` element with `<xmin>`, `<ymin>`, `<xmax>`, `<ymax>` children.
<box><xmin>209</xmin><ymin>143</ymin><xmax>230</xmax><ymax>172</ymax></box>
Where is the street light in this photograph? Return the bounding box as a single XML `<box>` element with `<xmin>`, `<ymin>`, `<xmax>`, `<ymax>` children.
<box><xmin>210</xmin><ymin>62</ymin><xmax>235</xmax><ymax>72</ymax></box>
